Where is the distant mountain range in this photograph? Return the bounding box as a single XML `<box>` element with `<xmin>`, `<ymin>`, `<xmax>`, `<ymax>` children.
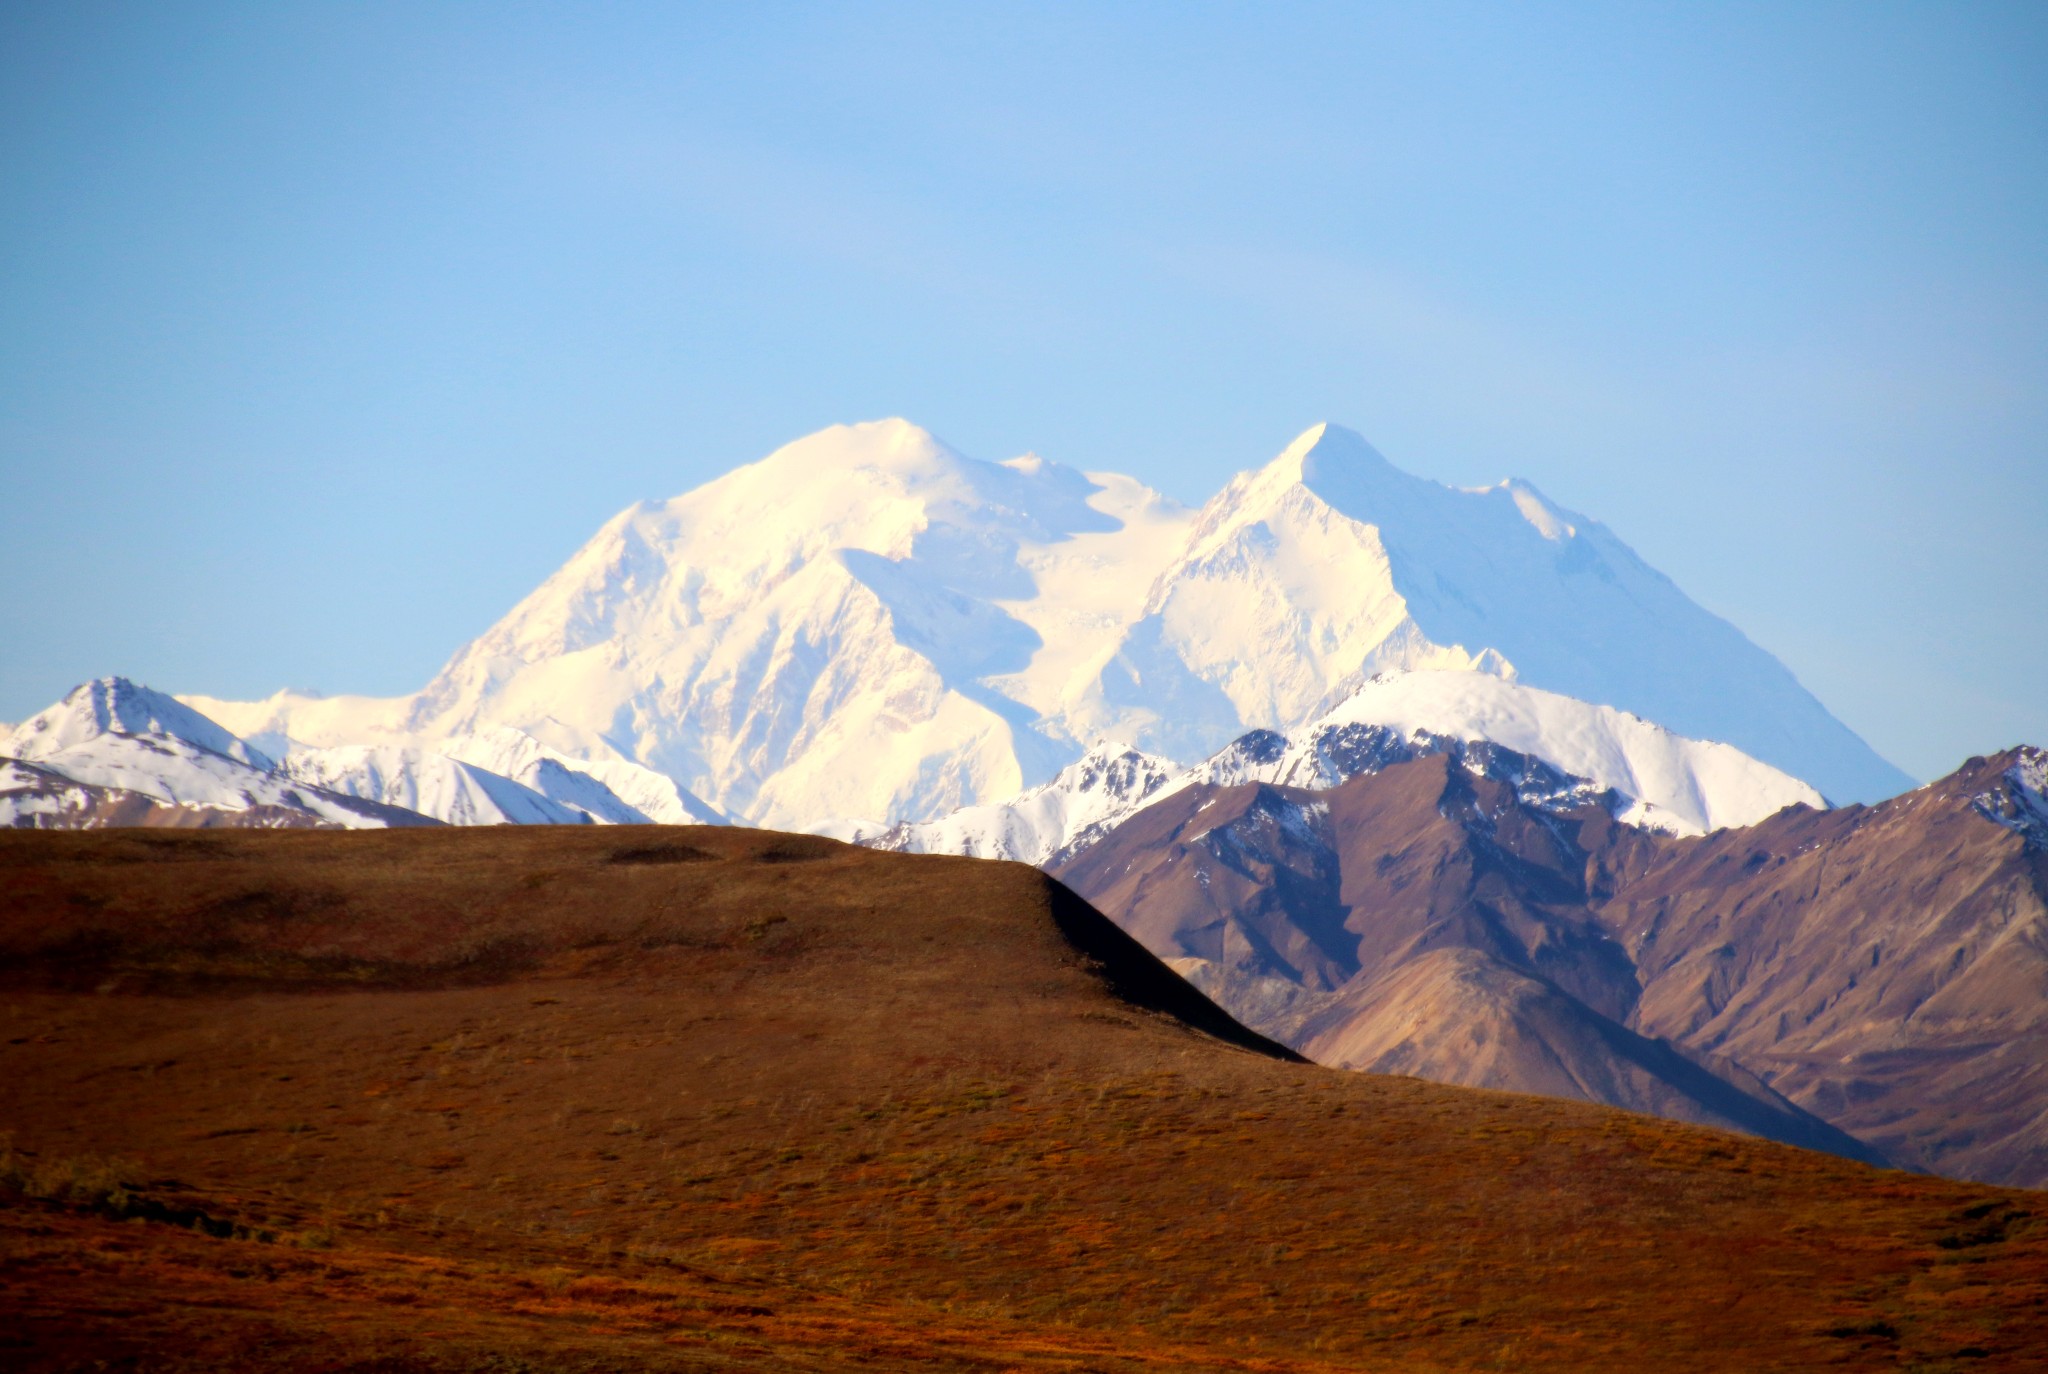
<box><xmin>12</xmin><ymin>418</ymin><xmax>2041</xmax><ymax>1186</ymax></box>
<box><xmin>0</xmin><ymin>677</ymin><xmax>718</xmax><ymax>831</ymax></box>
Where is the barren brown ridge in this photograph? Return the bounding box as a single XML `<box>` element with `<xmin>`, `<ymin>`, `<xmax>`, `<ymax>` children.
<box><xmin>1057</xmin><ymin>748</ymin><xmax>2048</xmax><ymax>1186</ymax></box>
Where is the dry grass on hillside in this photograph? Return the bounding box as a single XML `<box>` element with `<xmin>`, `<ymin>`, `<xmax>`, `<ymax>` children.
<box><xmin>2</xmin><ymin>825</ymin><xmax>2045</xmax><ymax>1371</ymax></box>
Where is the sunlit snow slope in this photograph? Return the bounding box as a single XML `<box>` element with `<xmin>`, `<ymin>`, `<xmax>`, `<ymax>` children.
<box><xmin>1</xmin><ymin>680</ymin><xmax>403</xmax><ymax>828</ymax></box>
<box><xmin>185</xmin><ymin>419</ymin><xmax>1910</xmax><ymax>828</ymax></box>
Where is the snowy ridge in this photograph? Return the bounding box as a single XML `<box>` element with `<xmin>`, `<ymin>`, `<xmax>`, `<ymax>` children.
<box><xmin>279</xmin><ymin>745</ymin><xmax>610</xmax><ymax>826</ymax></box>
<box><xmin>0</xmin><ymin>757</ymin><xmax>369</xmax><ymax>830</ymax></box>
<box><xmin>1262</xmin><ymin>671</ymin><xmax>1824</xmax><ymax>835</ymax></box>
<box><xmin>178</xmin><ymin>418</ymin><xmax>1910</xmax><ymax>832</ymax></box>
<box><xmin>3</xmin><ymin>677</ymin><xmax>719</xmax><ymax>832</ymax></box>
<box><xmin>435</xmin><ymin>727</ymin><xmax>722</xmax><ymax>825</ymax></box>
<box><xmin>872</xmin><ymin>669</ymin><xmax>1827</xmax><ymax>862</ymax></box>
<box><xmin>857</xmin><ymin>741</ymin><xmax>1181</xmax><ymax>865</ymax></box>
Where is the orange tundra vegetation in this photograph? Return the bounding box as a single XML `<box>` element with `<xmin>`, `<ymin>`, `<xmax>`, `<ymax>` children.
<box><xmin>1</xmin><ymin>825</ymin><xmax>2045</xmax><ymax>1371</ymax></box>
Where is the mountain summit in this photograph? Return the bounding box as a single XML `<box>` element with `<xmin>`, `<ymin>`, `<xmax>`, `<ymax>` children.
<box><xmin>184</xmin><ymin>420</ymin><xmax>1910</xmax><ymax>828</ymax></box>
<box><xmin>1105</xmin><ymin>422</ymin><xmax>1908</xmax><ymax>801</ymax></box>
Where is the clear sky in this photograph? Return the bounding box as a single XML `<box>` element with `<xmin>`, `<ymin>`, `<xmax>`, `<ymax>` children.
<box><xmin>3</xmin><ymin>1</ymin><xmax>2044</xmax><ymax>784</ymax></box>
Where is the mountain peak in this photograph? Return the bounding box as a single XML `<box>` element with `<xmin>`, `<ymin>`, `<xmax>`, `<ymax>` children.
<box><xmin>753</xmin><ymin>417</ymin><xmax>961</xmax><ymax>481</ymax></box>
<box><xmin>5</xmin><ymin>676</ymin><xmax>273</xmax><ymax>770</ymax></box>
<box><xmin>1223</xmin><ymin>422</ymin><xmax>1414</xmax><ymax>528</ymax></box>
<box><xmin>1259</xmin><ymin>422</ymin><xmax>1395</xmax><ymax>487</ymax></box>
<box><xmin>1971</xmin><ymin>744</ymin><xmax>2048</xmax><ymax>849</ymax></box>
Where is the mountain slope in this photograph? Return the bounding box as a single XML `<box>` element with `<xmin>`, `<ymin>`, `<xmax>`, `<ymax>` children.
<box><xmin>1097</xmin><ymin>424</ymin><xmax>1908</xmax><ymax>802</ymax></box>
<box><xmin>277</xmin><ymin>744</ymin><xmax>622</xmax><ymax>826</ymax></box>
<box><xmin>6</xmin><ymin>825</ymin><xmax>2047</xmax><ymax>1371</ymax></box>
<box><xmin>182</xmin><ymin>418</ymin><xmax>1908</xmax><ymax>830</ymax></box>
<box><xmin>1601</xmin><ymin>747</ymin><xmax>2048</xmax><ymax>1184</ymax></box>
<box><xmin>438</xmin><ymin>727</ymin><xmax>726</xmax><ymax>825</ymax></box>
<box><xmin>1051</xmin><ymin>754</ymin><xmax>1873</xmax><ymax>1161</ymax></box>
<box><xmin>1295</xmin><ymin>946</ymin><xmax>1871</xmax><ymax>1159</ymax></box>
<box><xmin>0</xmin><ymin>757</ymin><xmax>430</xmax><ymax>830</ymax></box>
<box><xmin>1057</xmin><ymin>745</ymin><xmax>2048</xmax><ymax>1186</ymax></box>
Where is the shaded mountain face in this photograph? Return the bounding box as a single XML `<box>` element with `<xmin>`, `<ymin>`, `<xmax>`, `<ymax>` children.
<box><xmin>1055</xmin><ymin>746</ymin><xmax>2048</xmax><ymax>1187</ymax></box>
<box><xmin>6</xmin><ymin>826</ymin><xmax>2048</xmax><ymax>1372</ymax></box>
<box><xmin>183</xmin><ymin>419</ymin><xmax>1908</xmax><ymax>831</ymax></box>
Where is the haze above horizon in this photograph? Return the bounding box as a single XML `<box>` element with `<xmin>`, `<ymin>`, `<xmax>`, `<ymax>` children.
<box><xmin>3</xmin><ymin>1</ymin><xmax>2044</xmax><ymax>783</ymax></box>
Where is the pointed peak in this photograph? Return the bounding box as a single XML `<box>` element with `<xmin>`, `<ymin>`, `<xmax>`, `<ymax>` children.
<box><xmin>1252</xmin><ymin>422</ymin><xmax>1398</xmax><ymax>490</ymax></box>
<box><xmin>7</xmin><ymin>676</ymin><xmax>272</xmax><ymax>770</ymax></box>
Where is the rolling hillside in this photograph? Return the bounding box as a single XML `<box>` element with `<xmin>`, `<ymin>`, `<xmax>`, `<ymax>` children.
<box><xmin>3</xmin><ymin>826</ymin><xmax>2044</xmax><ymax>1370</ymax></box>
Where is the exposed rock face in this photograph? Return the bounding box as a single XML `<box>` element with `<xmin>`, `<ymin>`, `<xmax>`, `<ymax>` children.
<box><xmin>1056</xmin><ymin>747</ymin><xmax>2048</xmax><ymax>1186</ymax></box>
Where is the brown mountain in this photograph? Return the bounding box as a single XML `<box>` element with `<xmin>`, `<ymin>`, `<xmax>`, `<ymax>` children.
<box><xmin>1054</xmin><ymin>746</ymin><xmax>2048</xmax><ymax>1187</ymax></box>
<box><xmin>5</xmin><ymin>825</ymin><xmax>2047</xmax><ymax>1370</ymax></box>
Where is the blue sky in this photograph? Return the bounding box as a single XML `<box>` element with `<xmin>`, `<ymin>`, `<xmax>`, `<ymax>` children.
<box><xmin>3</xmin><ymin>1</ymin><xmax>2043</xmax><ymax>783</ymax></box>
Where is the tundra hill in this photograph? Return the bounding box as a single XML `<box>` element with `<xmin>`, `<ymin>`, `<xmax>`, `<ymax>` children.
<box><xmin>1054</xmin><ymin>747</ymin><xmax>2048</xmax><ymax>1187</ymax></box>
<box><xmin>2</xmin><ymin>827</ymin><xmax>2046</xmax><ymax>1372</ymax></box>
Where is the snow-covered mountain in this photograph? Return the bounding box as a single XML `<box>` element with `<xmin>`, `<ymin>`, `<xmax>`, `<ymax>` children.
<box><xmin>1092</xmin><ymin>423</ymin><xmax>1907</xmax><ymax>803</ymax></box>
<box><xmin>187</xmin><ymin>420</ymin><xmax>1192</xmax><ymax>829</ymax></box>
<box><xmin>8</xmin><ymin>677</ymin><xmax>277</xmax><ymax>772</ymax></box>
<box><xmin>0</xmin><ymin>680</ymin><xmax>414</xmax><ymax>829</ymax></box>
<box><xmin>1214</xmin><ymin>670</ymin><xmax>1825</xmax><ymax>834</ymax></box>
<box><xmin>437</xmin><ymin>728</ymin><xmax>725</xmax><ymax>826</ymax></box>
<box><xmin>868</xmin><ymin>670</ymin><xmax>1825</xmax><ymax>864</ymax></box>
<box><xmin>1</xmin><ymin>678</ymin><xmax>715</xmax><ymax>832</ymax></box>
<box><xmin>277</xmin><ymin>745</ymin><xmax>623</xmax><ymax>826</ymax></box>
<box><xmin>181</xmin><ymin>418</ymin><xmax>1908</xmax><ymax>828</ymax></box>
